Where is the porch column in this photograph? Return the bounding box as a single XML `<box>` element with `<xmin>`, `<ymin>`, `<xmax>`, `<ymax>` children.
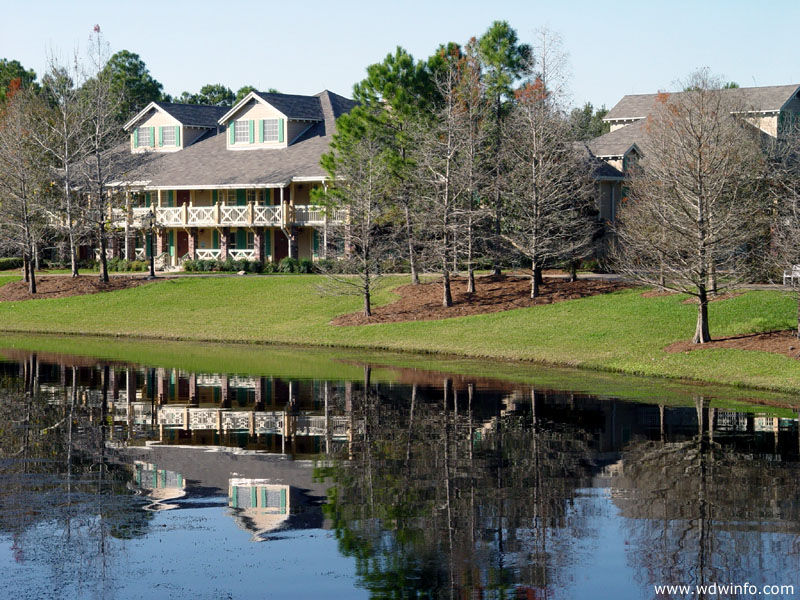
<box><xmin>289</xmin><ymin>226</ymin><xmax>298</xmax><ymax>260</ymax></box>
<box><xmin>254</xmin><ymin>227</ymin><xmax>264</xmax><ymax>262</ymax></box>
<box><xmin>156</xmin><ymin>230</ymin><xmax>167</xmax><ymax>256</ymax></box>
<box><xmin>221</xmin><ymin>376</ymin><xmax>230</xmax><ymax>408</ymax></box>
<box><xmin>219</xmin><ymin>227</ymin><xmax>229</xmax><ymax>260</ymax></box>
<box><xmin>189</xmin><ymin>373</ymin><xmax>197</xmax><ymax>405</ymax></box>
<box><xmin>125</xmin><ymin>231</ymin><xmax>136</xmax><ymax>261</ymax></box>
<box><xmin>188</xmin><ymin>228</ymin><xmax>198</xmax><ymax>259</ymax></box>
<box><xmin>124</xmin><ymin>189</ymin><xmax>131</xmax><ymax>260</ymax></box>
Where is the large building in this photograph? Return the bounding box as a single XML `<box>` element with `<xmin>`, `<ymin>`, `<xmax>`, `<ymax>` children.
<box><xmin>112</xmin><ymin>90</ymin><xmax>356</xmax><ymax>267</ymax></box>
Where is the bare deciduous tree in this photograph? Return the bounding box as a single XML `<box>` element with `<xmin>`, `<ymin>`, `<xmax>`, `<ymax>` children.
<box><xmin>0</xmin><ymin>88</ymin><xmax>50</xmax><ymax>293</ymax></box>
<box><xmin>502</xmin><ymin>79</ymin><xmax>597</xmax><ymax>298</ymax></box>
<box><xmin>30</xmin><ymin>53</ymin><xmax>91</xmax><ymax>278</ymax></box>
<box><xmin>768</xmin><ymin>125</ymin><xmax>800</xmax><ymax>338</ymax></box>
<box><xmin>614</xmin><ymin>71</ymin><xmax>766</xmax><ymax>343</ymax></box>
<box><xmin>318</xmin><ymin>122</ymin><xmax>393</xmax><ymax>317</ymax></box>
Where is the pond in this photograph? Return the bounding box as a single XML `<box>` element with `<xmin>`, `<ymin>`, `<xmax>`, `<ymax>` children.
<box><xmin>0</xmin><ymin>336</ymin><xmax>798</xmax><ymax>599</ymax></box>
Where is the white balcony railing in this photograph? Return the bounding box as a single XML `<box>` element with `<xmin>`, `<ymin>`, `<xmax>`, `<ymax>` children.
<box><xmin>187</xmin><ymin>206</ymin><xmax>215</xmax><ymax>226</ymax></box>
<box><xmin>220</xmin><ymin>205</ymin><xmax>248</xmax><ymax>225</ymax></box>
<box><xmin>227</xmin><ymin>249</ymin><xmax>255</xmax><ymax>261</ymax></box>
<box><xmin>116</xmin><ymin>202</ymin><xmax>344</xmax><ymax>229</ymax></box>
<box><xmin>254</xmin><ymin>205</ymin><xmax>281</xmax><ymax>225</ymax></box>
<box><xmin>196</xmin><ymin>249</ymin><xmax>221</xmax><ymax>260</ymax></box>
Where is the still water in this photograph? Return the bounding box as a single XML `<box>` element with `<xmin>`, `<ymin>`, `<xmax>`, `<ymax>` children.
<box><xmin>0</xmin><ymin>342</ymin><xmax>799</xmax><ymax>599</ymax></box>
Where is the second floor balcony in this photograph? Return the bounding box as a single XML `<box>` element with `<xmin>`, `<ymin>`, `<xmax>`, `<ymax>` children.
<box><xmin>112</xmin><ymin>202</ymin><xmax>345</xmax><ymax>229</ymax></box>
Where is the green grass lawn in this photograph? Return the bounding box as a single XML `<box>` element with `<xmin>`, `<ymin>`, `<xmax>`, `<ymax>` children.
<box><xmin>0</xmin><ymin>276</ymin><xmax>20</xmax><ymax>288</ymax></box>
<box><xmin>0</xmin><ymin>275</ymin><xmax>797</xmax><ymax>392</ymax></box>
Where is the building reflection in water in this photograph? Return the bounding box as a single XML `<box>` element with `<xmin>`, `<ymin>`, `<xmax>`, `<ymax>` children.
<box><xmin>2</xmin><ymin>350</ymin><xmax>800</xmax><ymax>598</ymax></box>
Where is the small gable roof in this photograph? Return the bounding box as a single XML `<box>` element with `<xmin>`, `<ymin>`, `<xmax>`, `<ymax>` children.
<box><xmin>155</xmin><ymin>103</ymin><xmax>229</xmax><ymax>127</ymax></box>
<box><xmin>124</xmin><ymin>101</ymin><xmax>228</xmax><ymax>130</ymax></box>
<box><xmin>219</xmin><ymin>90</ymin><xmax>328</xmax><ymax>125</ymax></box>
<box><xmin>587</xmin><ymin>119</ymin><xmax>648</xmax><ymax>158</ymax></box>
<box><xmin>605</xmin><ymin>84</ymin><xmax>800</xmax><ymax>122</ymax></box>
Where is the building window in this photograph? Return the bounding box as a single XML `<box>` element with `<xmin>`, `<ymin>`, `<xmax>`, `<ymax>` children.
<box><xmin>137</xmin><ymin>127</ymin><xmax>151</xmax><ymax>147</ymax></box>
<box><xmin>262</xmin><ymin>119</ymin><xmax>279</xmax><ymax>142</ymax></box>
<box><xmin>246</xmin><ymin>189</ymin><xmax>256</xmax><ymax>203</ymax></box>
<box><xmin>247</xmin><ymin>232</ymin><xmax>255</xmax><ymax>250</ymax></box>
<box><xmin>234</xmin><ymin>120</ymin><xmax>249</xmax><ymax>144</ymax></box>
<box><xmin>162</xmin><ymin>126</ymin><xmax>176</xmax><ymax>146</ymax></box>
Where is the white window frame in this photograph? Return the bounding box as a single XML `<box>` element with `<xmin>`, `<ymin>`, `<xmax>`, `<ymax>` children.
<box><xmin>262</xmin><ymin>119</ymin><xmax>279</xmax><ymax>142</ymax></box>
<box><xmin>137</xmin><ymin>127</ymin><xmax>151</xmax><ymax>147</ymax></box>
<box><xmin>162</xmin><ymin>125</ymin><xmax>176</xmax><ymax>146</ymax></box>
<box><xmin>234</xmin><ymin>120</ymin><xmax>249</xmax><ymax>144</ymax></box>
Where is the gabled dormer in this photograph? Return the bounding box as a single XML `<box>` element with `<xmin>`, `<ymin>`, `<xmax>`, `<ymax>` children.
<box><xmin>218</xmin><ymin>91</ymin><xmax>324</xmax><ymax>151</ymax></box>
<box><xmin>123</xmin><ymin>102</ymin><xmax>228</xmax><ymax>153</ymax></box>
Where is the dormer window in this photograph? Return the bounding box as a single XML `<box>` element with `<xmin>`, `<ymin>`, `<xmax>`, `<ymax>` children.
<box><xmin>136</xmin><ymin>126</ymin><xmax>152</xmax><ymax>147</ymax></box>
<box><xmin>234</xmin><ymin>120</ymin><xmax>250</xmax><ymax>144</ymax></box>
<box><xmin>161</xmin><ymin>125</ymin><xmax>177</xmax><ymax>146</ymax></box>
<box><xmin>262</xmin><ymin>119</ymin><xmax>279</xmax><ymax>142</ymax></box>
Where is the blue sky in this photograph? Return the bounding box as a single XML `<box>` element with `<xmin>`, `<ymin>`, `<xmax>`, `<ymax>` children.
<box><xmin>3</xmin><ymin>0</ymin><xmax>799</xmax><ymax>110</ymax></box>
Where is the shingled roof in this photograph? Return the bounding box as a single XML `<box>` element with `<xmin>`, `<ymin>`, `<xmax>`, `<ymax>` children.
<box><xmin>251</xmin><ymin>92</ymin><xmax>325</xmax><ymax>121</ymax></box>
<box><xmin>604</xmin><ymin>84</ymin><xmax>800</xmax><ymax>122</ymax></box>
<box><xmin>135</xmin><ymin>90</ymin><xmax>356</xmax><ymax>188</ymax></box>
<box><xmin>155</xmin><ymin>103</ymin><xmax>229</xmax><ymax>127</ymax></box>
<box><xmin>587</xmin><ymin>119</ymin><xmax>649</xmax><ymax>157</ymax></box>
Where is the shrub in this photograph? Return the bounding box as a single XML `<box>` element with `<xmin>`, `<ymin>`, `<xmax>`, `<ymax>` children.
<box><xmin>0</xmin><ymin>257</ymin><xmax>23</xmax><ymax>271</ymax></box>
<box><xmin>130</xmin><ymin>260</ymin><xmax>147</xmax><ymax>272</ymax></box>
<box><xmin>298</xmin><ymin>258</ymin><xmax>314</xmax><ymax>273</ymax></box>
<box><xmin>279</xmin><ymin>257</ymin><xmax>299</xmax><ymax>273</ymax></box>
<box><xmin>183</xmin><ymin>259</ymin><xmax>198</xmax><ymax>272</ymax></box>
<box><xmin>262</xmin><ymin>261</ymin><xmax>276</xmax><ymax>274</ymax></box>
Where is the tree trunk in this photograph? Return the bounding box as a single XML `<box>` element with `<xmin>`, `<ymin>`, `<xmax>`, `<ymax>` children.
<box><xmin>692</xmin><ymin>286</ymin><xmax>711</xmax><ymax>344</ymax></box>
<box><xmin>466</xmin><ymin>216</ymin><xmax>475</xmax><ymax>293</ymax></box>
<box><xmin>534</xmin><ymin>264</ymin><xmax>543</xmax><ymax>286</ymax></box>
<box><xmin>364</xmin><ymin>287</ymin><xmax>371</xmax><ymax>317</ymax></box>
<box><xmin>569</xmin><ymin>260</ymin><xmax>578</xmax><ymax>282</ymax></box>
<box><xmin>796</xmin><ymin>289</ymin><xmax>800</xmax><ymax>340</ymax></box>
<box><xmin>405</xmin><ymin>205</ymin><xmax>419</xmax><ymax>285</ymax></box>
<box><xmin>22</xmin><ymin>255</ymin><xmax>29</xmax><ymax>283</ymax></box>
<box><xmin>98</xmin><ymin>222</ymin><xmax>109</xmax><ymax>283</ymax></box>
<box><xmin>27</xmin><ymin>253</ymin><xmax>36</xmax><ymax>294</ymax></box>
<box><xmin>531</xmin><ymin>260</ymin><xmax>540</xmax><ymax>299</ymax></box>
<box><xmin>709</xmin><ymin>263</ymin><xmax>718</xmax><ymax>296</ymax></box>
<box><xmin>442</xmin><ymin>270</ymin><xmax>453</xmax><ymax>307</ymax></box>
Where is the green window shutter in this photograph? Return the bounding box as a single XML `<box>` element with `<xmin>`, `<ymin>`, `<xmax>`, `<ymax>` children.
<box><xmin>168</xmin><ymin>231</ymin><xmax>174</xmax><ymax>256</ymax></box>
<box><xmin>312</xmin><ymin>229</ymin><xmax>319</xmax><ymax>256</ymax></box>
<box><xmin>260</xmin><ymin>487</ymin><xmax>266</xmax><ymax>508</ymax></box>
<box><xmin>236</xmin><ymin>229</ymin><xmax>247</xmax><ymax>249</ymax></box>
<box><xmin>258</xmin><ymin>119</ymin><xmax>264</xmax><ymax>143</ymax></box>
<box><xmin>264</xmin><ymin>229</ymin><xmax>271</xmax><ymax>257</ymax></box>
<box><xmin>229</xmin><ymin>122</ymin><xmax>235</xmax><ymax>144</ymax></box>
<box><xmin>158</xmin><ymin>126</ymin><xmax>163</xmax><ymax>147</ymax></box>
<box><xmin>212</xmin><ymin>230</ymin><xmax>219</xmax><ymax>249</ymax></box>
<box><xmin>280</xmin><ymin>488</ymin><xmax>287</xmax><ymax>514</ymax></box>
<box><xmin>134</xmin><ymin>129</ymin><xmax>139</xmax><ymax>148</ymax></box>
<box><xmin>167</xmin><ymin>190</ymin><xmax>174</xmax><ymax>207</ymax></box>
<box><xmin>251</xmin><ymin>487</ymin><xmax>257</xmax><ymax>507</ymax></box>
<box><xmin>249</xmin><ymin>119</ymin><xmax>254</xmax><ymax>144</ymax></box>
<box><xmin>278</xmin><ymin>119</ymin><xmax>284</xmax><ymax>143</ymax></box>
<box><xmin>236</xmin><ymin>189</ymin><xmax>246</xmax><ymax>205</ymax></box>
<box><xmin>175</xmin><ymin>126</ymin><xmax>181</xmax><ymax>146</ymax></box>
<box><xmin>150</xmin><ymin>127</ymin><xmax>155</xmax><ymax>147</ymax></box>
<box><xmin>231</xmin><ymin>486</ymin><xmax>238</xmax><ymax>508</ymax></box>
<box><xmin>212</xmin><ymin>190</ymin><xmax>218</xmax><ymax>203</ymax></box>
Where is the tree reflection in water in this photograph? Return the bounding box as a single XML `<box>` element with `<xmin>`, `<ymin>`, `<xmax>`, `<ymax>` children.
<box><xmin>320</xmin><ymin>368</ymin><xmax>601</xmax><ymax>598</ymax></box>
<box><xmin>0</xmin><ymin>355</ymin><xmax>151</xmax><ymax>598</ymax></box>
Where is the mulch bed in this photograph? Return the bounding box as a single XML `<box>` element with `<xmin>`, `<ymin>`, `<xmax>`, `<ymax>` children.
<box><xmin>666</xmin><ymin>330</ymin><xmax>800</xmax><ymax>359</ymax></box>
<box><xmin>332</xmin><ymin>275</ymin><xmax>631</xmax><ymax>326</ymax></box>
<box><xmin>0</xmin><ymin>275</ymin><xmax>156</xmax><ymax>302</ymax></box>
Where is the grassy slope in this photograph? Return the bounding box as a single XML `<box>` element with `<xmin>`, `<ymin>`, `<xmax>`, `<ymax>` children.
<box><xmin>0</xmin><ymin>276</ymin><xmax>20</xmax><ymax>288</ymax></box>
<box><xmin>0</xmin><ymin>275</ymin><xmax>797</xmax><ymax>392</ymax></box>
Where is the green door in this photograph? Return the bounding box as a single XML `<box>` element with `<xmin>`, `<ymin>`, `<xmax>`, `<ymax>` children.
<box><xmin>236</xmin><ymin>189</ymin><xmax>246</xmax><ymax>206</ymax></box>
